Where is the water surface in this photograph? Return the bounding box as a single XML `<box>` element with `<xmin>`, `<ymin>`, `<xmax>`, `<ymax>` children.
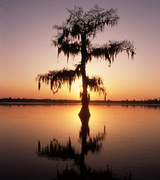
<box><xmin>0</xmin><ymin>105</ymin><xmax>160</xmax><ymax>179</ymax></box>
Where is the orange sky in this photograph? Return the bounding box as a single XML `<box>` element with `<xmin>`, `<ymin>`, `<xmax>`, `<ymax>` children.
<box><xmin>0</xmin><ymin>0</ymin><xmax>160</xmax><ymax>100</ymax></box>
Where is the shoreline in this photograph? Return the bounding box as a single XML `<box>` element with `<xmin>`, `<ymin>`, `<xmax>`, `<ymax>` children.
<box><xmin>0</xmin><ymin>101</ymin><xmax>160</xmax><ymax>107</ymax></box>
<box><xmin>0</xmin><ymin>98</ymin><xmax>160</xmax><ymax>107</ymax></box>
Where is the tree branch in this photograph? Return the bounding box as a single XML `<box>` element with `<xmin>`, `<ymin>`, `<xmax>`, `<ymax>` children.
<box><xmin>89</xmin><ymin>40</ymin><xmax>135</xmax><ymax>65</ymax></box>
<box><xmin>37</xmin><ymin>66</ymin><xmax>81</xmax><ymax>94</ymax></box>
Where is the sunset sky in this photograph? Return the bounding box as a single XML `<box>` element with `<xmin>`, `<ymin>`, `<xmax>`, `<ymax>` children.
<box><xmin>0</xmin><ymin>0</ymin><xmax>160</xmax><ymax>100</ymax></box>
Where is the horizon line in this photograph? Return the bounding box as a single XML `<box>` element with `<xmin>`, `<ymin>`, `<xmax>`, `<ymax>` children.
<box><xmin>0</xmin><ymin>97</ymin><xmax>160</xmax><ymax>102</ymax></box>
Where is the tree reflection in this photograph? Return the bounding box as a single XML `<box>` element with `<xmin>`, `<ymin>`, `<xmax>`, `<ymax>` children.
<box><xmin>37</xmin><ymin>112</ymin><xmax>105</xmax><ymax>162</ymax></box>
<box><xmin>36</xmin><ymin>108</ymin><xmax>131</xmax><ymax>180</ymax></box>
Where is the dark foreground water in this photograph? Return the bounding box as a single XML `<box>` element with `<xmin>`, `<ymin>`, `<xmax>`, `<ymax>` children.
<box><xmin>0</xmin><ymin>105</ymin><xmax>160</xmax><ymax>180</ymax></box>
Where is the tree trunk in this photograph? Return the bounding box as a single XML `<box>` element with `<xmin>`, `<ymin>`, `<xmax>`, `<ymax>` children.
<box><xmin>79</xmin><ymin>63</ymin><xmax>90</xmax><ymax>118</ymax></box>
<box><xmin>79</xmin><ymin>34</ymin><xmax>90</xmax><ymax>117</ymax></box>
<box><xmin>81</xmin><ymin>62</ymin><xmax>88</xmax><ymax>107</ymax></box>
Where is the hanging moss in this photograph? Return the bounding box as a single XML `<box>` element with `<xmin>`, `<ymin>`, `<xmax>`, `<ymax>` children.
<box><xmin>87</xmin><ymin>76</ymin><xmax>106</xmax><ymax>97</ymax></box>
<box><xmin>37</xmin><ymin>66</ymin><xmax>82</xmax><ymax>94</ymax></box>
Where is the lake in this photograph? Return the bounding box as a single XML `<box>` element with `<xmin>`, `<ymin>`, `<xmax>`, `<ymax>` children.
<box><xmin>0</xmin><ymin>105</ymin><xmax>160</xmax><ymax>180</ymax></box>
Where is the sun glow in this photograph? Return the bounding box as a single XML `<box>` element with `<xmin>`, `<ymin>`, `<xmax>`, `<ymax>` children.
<box><xmin>75</xmin><ymin>81</ymin><xmax>99</xmax><ymax>100</ymax></box>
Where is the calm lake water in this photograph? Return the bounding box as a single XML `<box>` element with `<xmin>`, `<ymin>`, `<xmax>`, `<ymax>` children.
<box><xmin>0</xmin><ymin>105</ymin><xmax>160</xmax><ymax>180</ymax></box>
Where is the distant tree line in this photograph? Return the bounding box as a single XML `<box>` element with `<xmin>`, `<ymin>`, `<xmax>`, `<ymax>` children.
<box><xmin>0</xmin><ymin>98</ymin><xmax>160</xmax><ymax>105</ymax></box>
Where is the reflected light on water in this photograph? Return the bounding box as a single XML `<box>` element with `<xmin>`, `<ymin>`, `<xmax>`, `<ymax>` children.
<box><xmin>0</xmin><ymin>105</ymin><xmax>160</xmax><ymax>180</ymax></box>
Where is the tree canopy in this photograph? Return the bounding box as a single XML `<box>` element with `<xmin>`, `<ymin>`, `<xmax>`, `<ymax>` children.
<box><xmin>37</xmin><ymin>5</ymin><xmax>135</xmax><ymax>101</ymax></box>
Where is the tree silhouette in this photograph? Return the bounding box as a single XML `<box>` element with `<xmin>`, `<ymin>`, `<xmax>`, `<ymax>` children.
<box><xmin>37</xmin><ymin>5</ymin><xmax>135</xmax><ymax>113</ymax></box>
